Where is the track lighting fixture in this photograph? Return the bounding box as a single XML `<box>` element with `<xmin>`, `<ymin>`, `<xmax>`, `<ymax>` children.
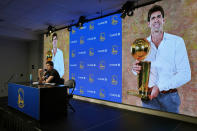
<box><xmin>67</xmin><ymin>26</ymin><xmax>72</xmax><ymax>32</ymax></box>
<box><xmin>46</xmin><ymin>25</ymin><xmax>55</xmax><ymax>37</ymax></box>
<box><xmin>120</xmin><ymin>1</ymin><xmax>135</xmax><ymax>19</ymax></box>
<box><xmin>76</xmin><ymin>16</ymin><xmax>86</xmax><ymax>28</ymax></box>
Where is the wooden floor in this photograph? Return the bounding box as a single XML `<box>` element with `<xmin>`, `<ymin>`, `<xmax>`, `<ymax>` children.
<box><xmin>0</xmin><ymin>97</ymin><xmax>197</xmax><ymax>131</ymax></box>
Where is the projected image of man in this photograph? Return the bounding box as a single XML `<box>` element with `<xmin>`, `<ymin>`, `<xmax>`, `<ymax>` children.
<box><xmin>131</xmin><ymin>5</ymin><xmax>191</xmax><ymax>113</ymax></box>
<box><xmin>51</xmin><ymin>33</ymin><xmax>64</xmax><ymax>78</ymax></box>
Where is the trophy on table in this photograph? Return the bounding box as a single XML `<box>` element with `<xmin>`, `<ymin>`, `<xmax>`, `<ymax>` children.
<box><xmin>127</xmin><ymin>38</ymin><xmax>151</xmax><ymax>101</ymax></box>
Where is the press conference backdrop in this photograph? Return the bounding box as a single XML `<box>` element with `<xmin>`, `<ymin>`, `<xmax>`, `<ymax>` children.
<box><xmin>43</xmin><ymin>0</ymin><xmax>197</xmax><ymax>117</ymax></box>
<box><xmin>69</xmin><ymin>14</ymin><xmax>122</xmax><ymax>103</ymax></box>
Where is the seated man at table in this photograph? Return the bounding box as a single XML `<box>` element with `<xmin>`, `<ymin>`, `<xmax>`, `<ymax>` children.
<box><xmin>38</xmin><ymin>61</ymin><xmax>61</xmax><ymax>84</ymax></box>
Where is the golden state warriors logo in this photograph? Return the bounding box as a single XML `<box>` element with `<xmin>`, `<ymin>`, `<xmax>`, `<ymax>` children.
<box><xmin>80</xmin><ymin>36</ymin><xmax>85</xmax><ymax>44</ymax></box>
<box><xmin>99</xmin><ymin>89</ymin><xmax>105</xmax><ymax>98</ymax></box>
<box><xmin>89</xmin><ymin>74</ymin><xmax>94</xmax><ymax>83</ymax></box>
<box><xmin>72</xmin><ymin>28</ymin><xmax>76</xmax><ymax>34</ymax></box>
<box><xmin>112</xmin><ymin>75</ymin><xmax>118</xmax><ymax>85</ymax></box>
<box><xmin>112</xmin><ymin>45</ymin><xmax>118</xmax><ymax>55</ymax></box>
<box><xmin>111</xmin><ymin>15</ymin><xmax>118</xmax><ymax>25</ymax></box>
<box><xmin>80</xmin><ymin>61</ymin><xmax>85</xmax><ymax>69</ymax></box>
<box><xmin>72</xmin><ymin>50</ymin><xmax>76</xmax><ymax>58</ymax></box>
<box><xmin>71</xmin><ymin>73</ymin><xmax>75</xmax><ymax>80</ymax></box>
<box><xmin>99</xmin><ymin>61</ymin><xmax>105</xmax><ymax>70</ymax></box>
<box><xmin>100</xmin><ymin>32</ymin><xmax>105</xmax><ymax>42</ymax></box>
<box><xmin>80</xmin><ymin>86</ymin><xmax>84</xmax><ymax>94</ymax></box>
<box><xmin>18</xmin><ymin>88</ymin><xmax>24</xmax><ymax>108</ymax></box>
<box><xmin>89</xmin><ymin>22</ymin><xmax>94</xmax><ymax>30</ymax></box>
<box><xmin>89</xmin><ymin>48</ymin><xmax>94</xmax><ymax>56</ymax></box>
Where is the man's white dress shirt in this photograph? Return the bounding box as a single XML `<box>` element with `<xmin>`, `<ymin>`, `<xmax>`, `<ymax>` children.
<box><xmin>145</xmin><ymin>32</ymin><xmax>191</xmax><ymax>91</ymax></box>
<box><xmin>52</xmin><ymin>48</ymin><xmax>64</xmax><ymax>78</ymax></box>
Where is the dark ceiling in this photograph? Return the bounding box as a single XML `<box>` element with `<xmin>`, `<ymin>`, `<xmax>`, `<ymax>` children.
<box><xmin>0</xmin><ymin>0</ymin><xmax>160</xmax><ymax>40</ymax></box>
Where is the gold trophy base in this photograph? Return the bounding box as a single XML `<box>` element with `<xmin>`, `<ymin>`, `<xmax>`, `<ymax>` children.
<box><xmin>127</xmin><ymin>90</ymin><xmax>150</xmax><ymax>101</ymax></box>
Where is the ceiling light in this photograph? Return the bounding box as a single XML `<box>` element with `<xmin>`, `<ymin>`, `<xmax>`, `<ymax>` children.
<box><xmin>46</xmin><ymin>25</ymin><xmax>55</xmax><ymax>36</ymax></box>
<box><xmin>67</xmin><ymin>26</ymin><xmax>72</xmax><ymax>32</ymax></box>
<box><xmin>120</xmin><ymin>1</ymin><xmax>135</xmax><ymax>19</ymax></box>
<box><xmin>76</xmin><ymin>16</ymin><xmax>86</xmax><ymax>28</ymax></box>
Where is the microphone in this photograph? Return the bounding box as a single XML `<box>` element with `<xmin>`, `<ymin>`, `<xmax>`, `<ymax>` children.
<box><xmin>7</xmin><ymin>73</ymin><xmax>24</xmax><ymax>83</ymax></box>
<box><xmin>7</xmin><ymin>74</ymin><xmax>15</xmax><ymax>83</ymax></box>
<box><xmin>43</xmin><ymin>69</ymin><xmax>49</xmax><ymax>80</ymax></box>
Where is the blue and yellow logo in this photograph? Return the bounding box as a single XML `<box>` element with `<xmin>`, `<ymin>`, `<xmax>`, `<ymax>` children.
<box><xmin>99</xmin><ymin>61</ymin><xmax>105</xmax><ymax>70</ymax></box>
<box><xmin>112</xmin><ymin>75</ymin><xmax>118</xmax><ymax>85</ymax></box>
<box><xmin>80</xmin><ymin>86</ymin><xmax>84</xmax><ymax>94</ymax></box>
<box><xmin>89</xmin><ymin>48</ymin><xmax>94</xmax><ymax>56</ymax></box>
<box><xmin>71</xmin><ymin>73</ymin><xmax>75</xmax><ymax>80</ymax></box>
<box><xmin>80</xmin><ymin>36</ymin><xmax>85</xmax><ymax>44</ymax></box>
<box><xmin>80</xmin><ymin>61</ymin><xmax>85</xmax><ymax>69</ymax></box>
<box><xmin>112</xmin><ymin>45</ymin><xmax>118</xmax><ymax>55</ymax></box>
<box><xmin>72</xmin><ymin>50</ymin><xmax>76</xmax><ymax>57</ymax></box>
<box><xmin>111</xmin><ymin>15</ymin><xmax>118</xmax><ymax>25</ymax></box>
<box><xmin>89</xmin><ymin>22</ymin><xmax>94</xmax><ymax>30</ymax></box>
<box><xmin>18</xmin><ymin>88</ymin><xmax>24</xmax><ymax>108</ymax></box>
<box><xmin>89</xmin><ymin>74</ymin><xmax>94</xmax><ymax>83</ymax></box>
<box><xmin>99</xmin><ymin>89</ymin><xmax>105</xmax><ymax>98</ymax></box>
<box><xmin>100</xmin><ymin>32</ymin><xmax>105</xmax><ymax>42</ymax></box>
<box><xmin>72</xmin><ymin>28</ymin><xmax>76</xmax><ymax>34</ymax></box>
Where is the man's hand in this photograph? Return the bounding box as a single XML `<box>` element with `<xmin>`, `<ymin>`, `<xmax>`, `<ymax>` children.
<box><xmin>149</xmin><ymin>86</ymin><xmax>160</xmax><ymax>100</ymax></box>
<box><xmin>38</xmin><ymin>69</ymin><xmax>44</xmax><ymax>82</ymax></box>
<box><xmin>132</xmin><ymin>60</ymin><xmax>141</xmax><ymax>74</ymax></box>
<box><xmin>38</xmin><ymin>79</ymin><xmax>43</xmax><ymax>84</ymax></box>
<box><xmin>38</xmin><ymin>69</ymin><xmax>43</xmax><ymax>73</ymax></box>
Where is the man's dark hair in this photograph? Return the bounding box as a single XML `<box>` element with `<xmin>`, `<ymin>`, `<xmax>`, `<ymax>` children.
<box><xmin>147</xmin><ymin>5</ymin><xmax>164</xmax><ymax>22</ymax></box>
<box><xmin>52</xmin><ymin>33</ymin><xmax>58</xmax><ymax>41</ymax></box>
<box><xmin>46</xmin><ymin>61</ymin><xmax>54</xmax><ymax>67</ymax></box>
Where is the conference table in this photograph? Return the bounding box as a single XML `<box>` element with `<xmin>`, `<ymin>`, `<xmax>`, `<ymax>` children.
<box><xmin>8</xmin><ymin>82</ymin><xmax>68</xmax><ymax>121</ymax></box>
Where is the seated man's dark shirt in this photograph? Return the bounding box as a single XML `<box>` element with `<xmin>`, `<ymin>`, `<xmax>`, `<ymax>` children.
<box><xmin>44</xmin><ymin>69</ymin><xmax>60</xmax><ymax>84</ymax></box>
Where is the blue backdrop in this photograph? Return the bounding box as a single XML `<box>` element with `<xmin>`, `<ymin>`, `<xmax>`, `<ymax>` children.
<box><xmin>69</xmin><ymin>14</ymin><xmax>122</xmax><ymax>103</ymax></box>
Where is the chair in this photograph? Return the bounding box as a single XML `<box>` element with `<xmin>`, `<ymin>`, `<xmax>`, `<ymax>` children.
<box><xmin>64</xmin><ymin>79</ymin><xmax>76</xmax><ymax>112</ymax></box>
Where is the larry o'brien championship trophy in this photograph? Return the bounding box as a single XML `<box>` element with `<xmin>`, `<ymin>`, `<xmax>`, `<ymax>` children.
<box><xmin>127</xmin><ymin>38</ymin><xmax>151</xmax><ymax>101</ymax></box>
<box><xmin>46</xmin><ymin>50</ymin><xmax>52</xmax><ymax>61</ymax></box>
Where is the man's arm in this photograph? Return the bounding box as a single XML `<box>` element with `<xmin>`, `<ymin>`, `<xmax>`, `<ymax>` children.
<box><xmin>38</xmin><ymin>69</ymin><xmax>45</xmax><ymax>82</ymax></box>
<box><xmin>45</xmin><ymin>76</ymin><xmax>54</xmax><ymax>83</ymax></box>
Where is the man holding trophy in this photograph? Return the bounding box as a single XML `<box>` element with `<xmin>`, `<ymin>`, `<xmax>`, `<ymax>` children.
<box><xmin>131</xmin><ymin>5</ymin><xmax>191</xmax><ymax>113</ymax></box>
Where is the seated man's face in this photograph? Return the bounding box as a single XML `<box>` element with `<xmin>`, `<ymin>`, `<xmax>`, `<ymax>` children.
<box><xmin>46</xmin><ymin>64</ymin><xmax>53</xmax><ymax>71</ymax></box>
<box><xmin>52</xmin><ymin>36</ymin><xmax>57</xmax><ymax>49</ymax></box>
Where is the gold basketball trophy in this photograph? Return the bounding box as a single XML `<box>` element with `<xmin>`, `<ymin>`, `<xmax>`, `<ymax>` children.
<box><xmin>46</xmin><ymin>50</ymin><xmax>52</xmax><ymax>61</ymax></box>
<box><xmin>127</xmin><ymin>38</ymin><xmax>151</xmax><ymax>101</ymax></box>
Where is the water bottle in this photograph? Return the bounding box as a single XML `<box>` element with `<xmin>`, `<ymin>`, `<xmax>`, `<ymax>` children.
<box><xmin>30</xmin><ymin>74</ymin><xmax>33</xmax><ymax>84</ymax></box>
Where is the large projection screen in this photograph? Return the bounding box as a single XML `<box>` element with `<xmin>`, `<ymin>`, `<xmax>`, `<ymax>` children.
<box><xmin>122</xmin><ymin>0</ymin><xmax>197</xmax><ymax>117</ymax></box>
<box><xmin>43</xmin><ymin>29</ymin><xmax>69</xmax><ymax>81</ymax></box>
<box><xmin>43</xmin><ymin>0</ymin><xmax>197</xmax><ymax>117</ymax></box>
